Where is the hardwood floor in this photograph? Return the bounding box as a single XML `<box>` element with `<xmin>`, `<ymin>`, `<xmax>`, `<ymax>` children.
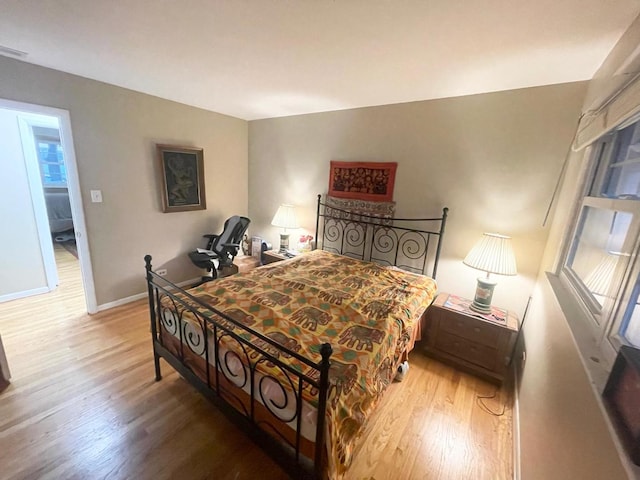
<box><xmin>0</xmin><ymin>247</ymin><xmax>513</xmax><ymax>479</ymax></box>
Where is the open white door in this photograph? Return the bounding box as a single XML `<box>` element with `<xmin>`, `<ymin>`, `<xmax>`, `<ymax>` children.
<box><xmin>0</xmin><ymin>98</ymin><xmax>97</xmax><ymax>313</ymax></box>
<box><xmin>17</xmin><ymin>114</ymin><xmax>60</xmax><ymax>292</ymax></box>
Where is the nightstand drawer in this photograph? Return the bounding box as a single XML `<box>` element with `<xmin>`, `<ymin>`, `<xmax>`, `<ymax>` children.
<box><xmin>434</xmin><ymin>331</ymin><xmax>497</xmax><ymax>371</ymax></box>
<box><xmin>438</xmin><ymin>311</ymin><xmax>501</xmax><ymax>348</ymax></box>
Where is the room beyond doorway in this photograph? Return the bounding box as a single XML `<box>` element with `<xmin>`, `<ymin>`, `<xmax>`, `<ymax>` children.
<box><xmin>0</xmin><ymin>98</ymin><xmax>97</xmax><ymax>313</ymax></box>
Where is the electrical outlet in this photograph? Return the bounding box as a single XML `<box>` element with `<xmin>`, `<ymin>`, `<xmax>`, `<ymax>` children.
<box><xmin>156</xmin><ymin>268</ymin><xmax>168</xmax><ymax>276</ymax></box>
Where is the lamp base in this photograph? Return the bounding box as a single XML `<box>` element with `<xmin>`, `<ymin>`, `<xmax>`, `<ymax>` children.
<box><xmin>470</xmin><ymin>276</ymin><xmax>497</xmax><ymax>314</ymax></box>
<box><xmin>278</xmin><ymin>233</ymin><xmax>290</xmax><ymax>254</ymax></box>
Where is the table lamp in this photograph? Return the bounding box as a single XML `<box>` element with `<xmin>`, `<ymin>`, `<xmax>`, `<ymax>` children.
<box><xmin>463</xmin><ymin>232</ymin><xmax>517</xmax><ymax>314</ymax></box>
<box><xmin>271</xmin><ymin>204</ymin><xmax>299</xmax><ymax>253</ymax></box>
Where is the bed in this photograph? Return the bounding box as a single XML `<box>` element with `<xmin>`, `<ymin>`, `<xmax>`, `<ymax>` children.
<box><xmin>44</xmin><ymin>190</ymin><xmax>73</xmax><ymax>234</ymax></box>
<box><xmin>145</xmin><ymin>195</ymin><xmax>448</xmax><ymax>479</ymax></box>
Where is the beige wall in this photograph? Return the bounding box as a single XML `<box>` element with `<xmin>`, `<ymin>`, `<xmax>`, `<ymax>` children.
<box><xmin>517</xmin><ymin>148</ymin><xmax>629</xmax><ymax>479</ymax></box>
<box><xmin>0</xmin><ymin>56</ymin><xmax>248</xmax><ymax>306</ymax></box>
<box><xmin>248</xmin><ymin>81</ymin><xmax>631</xmax><ymax>477</ymax></box>
<box><xmin>516</xmin><ymin>16</ymin><xmax>640</xmax><ymax>480</ymax></box>
<box><xmin>519</xmin><ymin>280</ymin><xmax>628</xmax><ymax>479</ymax></box>
<box><xmin>248</xmin><ymin>82</ymin><xmax>586</xmax><ymax>314</ymax></box>
<box><xmin>0</xmin><ymin>44</ymin><xmax>628</xmax><ymax>479</ymax></box>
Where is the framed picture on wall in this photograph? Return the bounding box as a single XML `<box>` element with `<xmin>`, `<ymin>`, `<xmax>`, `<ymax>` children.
<box><xmin>328</xmin><ymin>160</ymin><xmax>397</xmax><ymax>202</ymax></box>
<box><xmin>157</xmin><ymin>144</ymin><xmax>206</xmax><ymax>213</ymax></box>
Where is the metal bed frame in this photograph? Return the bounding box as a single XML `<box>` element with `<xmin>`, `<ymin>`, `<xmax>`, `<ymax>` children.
<box><xmin>145</xmin><ymin>196</ymin><xmax>448</xmax><ymax>479</ymax></box>
<box><xmin>315</xmin><ymin>194</ymin><xmax>448</xmax><ymax>278</ymax></box>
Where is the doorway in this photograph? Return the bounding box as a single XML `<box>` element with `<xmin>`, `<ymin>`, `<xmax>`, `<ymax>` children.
<box><xmin>0</xmin><ymin>98</ymin><xmax>97</xmax><ymax>313</ymax></box>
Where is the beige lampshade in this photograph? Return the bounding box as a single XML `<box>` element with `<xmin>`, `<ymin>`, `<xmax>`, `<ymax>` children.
<box><xmin>463</xmin><ymin>233</ymin><xmax>517</xmax><ymax>276</ymax></box>
<box><xmin>271</xmin><ymin>204</ymin><xmax>299</xmax><ymax>230</ymax></box>
<box><xmin>584</xmin><ymin>251</ymin><xmax>623</xmax><ymax>297</ymax></box>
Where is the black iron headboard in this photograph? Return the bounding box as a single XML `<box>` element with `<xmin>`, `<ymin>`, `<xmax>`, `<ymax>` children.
<box><xmin>314</xmin><ymin>194</ymin><xmax>448</xmax><ymax>278</ymax></box>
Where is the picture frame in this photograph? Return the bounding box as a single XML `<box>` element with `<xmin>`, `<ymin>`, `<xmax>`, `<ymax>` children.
<box><xmin>157</xmin><ymin>144</ymin><xmax>206</xmax><ymax>213</ymax></box>
<box><xmin>328</xmin><ymin>160</ymin><xmax>397</xmax><ymax>202</ymax></box>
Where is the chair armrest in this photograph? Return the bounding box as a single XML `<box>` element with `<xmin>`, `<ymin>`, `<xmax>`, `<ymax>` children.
<box><xmin>203</xmin><ymin>234</ymin><xmax>220</xmax><ymax>250</ymax></box>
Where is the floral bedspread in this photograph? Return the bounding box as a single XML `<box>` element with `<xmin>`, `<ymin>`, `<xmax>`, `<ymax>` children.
<box><xmin>185</xmin><ymin>249</ymin><xmax>437</xmax><ymax>478</ymax></box>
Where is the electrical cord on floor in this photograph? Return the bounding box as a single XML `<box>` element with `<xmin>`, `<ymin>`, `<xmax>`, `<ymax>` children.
<box><xmin>476</xmin><ymin>388</ymin><xmax>506</xmax><ymax>416</ymax></box>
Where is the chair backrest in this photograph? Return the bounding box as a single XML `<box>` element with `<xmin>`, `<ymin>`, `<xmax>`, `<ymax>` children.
<box><xmin>210</xmin><ymin>215</ymin><xmax>251</xmax><ymax>262</ymax></box>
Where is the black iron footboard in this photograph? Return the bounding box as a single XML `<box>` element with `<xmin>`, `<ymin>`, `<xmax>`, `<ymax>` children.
<box><xmin>145</xmin><ymin>255</ymin><xmax>332</xmax><ymax>479</ymax></box>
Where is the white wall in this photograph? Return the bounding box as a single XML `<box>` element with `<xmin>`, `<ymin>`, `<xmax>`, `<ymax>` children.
<box><xmin>0</xmin><ymin>109</ymin><xmax>47</xmax><ymax>297</ymax></box>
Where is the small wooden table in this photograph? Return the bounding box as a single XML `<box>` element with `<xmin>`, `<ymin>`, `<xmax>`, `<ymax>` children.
<box><xmin>424</xmin><ymin>293</ymin><xmax>519</xmax><ymax>384</ymax></box>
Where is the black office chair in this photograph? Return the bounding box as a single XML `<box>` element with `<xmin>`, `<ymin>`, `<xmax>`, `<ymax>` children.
<box><xmin>188</xmin><ymin>215</ymin><xmax>251</xmax><ymax>283</ymax></box>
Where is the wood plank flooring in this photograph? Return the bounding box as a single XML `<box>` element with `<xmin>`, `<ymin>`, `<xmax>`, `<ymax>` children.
<box><xmin>0</xmin><ymin>246</ymin><xmax>513</xmax><ymax>479</ymax></box>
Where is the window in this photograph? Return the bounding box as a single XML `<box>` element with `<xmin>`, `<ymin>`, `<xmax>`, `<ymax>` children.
<box><xmin>561</xmin><ymin>118</ymin><xmax>640</xmax><ymax>353</ymax></box>
<box><xmin>33</xmin><ymin>127</ymin><xmax>66</xmax><ymax>187</ymax></box>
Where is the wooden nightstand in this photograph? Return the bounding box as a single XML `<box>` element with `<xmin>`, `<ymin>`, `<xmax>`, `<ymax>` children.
<box><xmin>261</xmin><ymin>250</ymin><xmax>298</xmax><ymax>265</ymax></box>
<box><xmin>424</xmin><ymin>293</ymin><xmax>519</xmax><ymax>384</ymax></box>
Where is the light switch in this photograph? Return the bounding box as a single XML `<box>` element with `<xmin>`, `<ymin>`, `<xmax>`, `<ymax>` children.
<box><xmin>90</xmin><ymin>190</ymin><xmax>103</xmax><ymax>203</ymax></box>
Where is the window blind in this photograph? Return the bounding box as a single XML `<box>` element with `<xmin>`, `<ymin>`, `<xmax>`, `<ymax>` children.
<box><xmin>573</xmin><ymin>15</ymin><xmax>640</xmax><ymax>151</ymax></box>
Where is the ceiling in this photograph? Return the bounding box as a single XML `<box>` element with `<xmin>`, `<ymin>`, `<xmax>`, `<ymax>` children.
<box><xmin>1</xmin><ymin>0</ymin><xmax>639</xmax><ymax>120</ymax></box>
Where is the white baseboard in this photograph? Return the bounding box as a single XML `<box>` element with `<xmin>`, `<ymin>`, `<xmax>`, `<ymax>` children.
<box><xmin>96</xmin><ymin>277</ymin><xmax>200</xmax><ymax>312</ymax></box>
<box><xmin>513</xmin><ymin>364</ymin><xmax>521</xmax><ymax>480</ymax></box>
<box><xmin>97</xmin><ymin>291</ymin><xmax>147</xmax><ymax>312</ymax></box>
<box><xmin>0</xmin><ymin>286</ymin><xmax>50</xmax><ymax>303</ymax></box>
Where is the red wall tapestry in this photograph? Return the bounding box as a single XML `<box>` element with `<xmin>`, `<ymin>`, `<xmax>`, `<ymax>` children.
<box><xmin>328</xmin><ymin>161</ymin><xmax>397</xmax><ymax>202</ymax></box>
